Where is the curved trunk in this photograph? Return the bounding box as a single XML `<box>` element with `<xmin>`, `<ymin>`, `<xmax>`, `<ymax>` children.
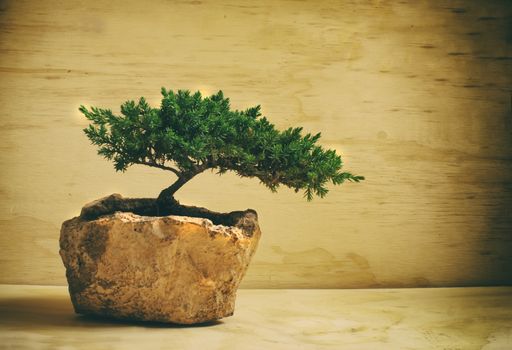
<box><xmin>156</xmin><ymin>166</ymin><xmax>211</xmax><ymax>214</ymax></box>
<box><xmin>156</xmin><ymin>176</ymin><xmax>189</xmax><ymax>213</ymax></box>
<box><xmin>157</xmin><ymin>176</ymin><xmax>188</xmax><ymax>201</ymax></box>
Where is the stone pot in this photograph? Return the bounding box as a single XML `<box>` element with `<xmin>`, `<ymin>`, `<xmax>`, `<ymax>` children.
<box><xmin>59</xmin><ymin>194</ymin><xmax>261</xmax><ymax>324</ymax></box>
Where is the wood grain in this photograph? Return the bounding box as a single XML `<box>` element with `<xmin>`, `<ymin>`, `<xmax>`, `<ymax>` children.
<box><xmin>1</xmin><ymin>284</ymin><xmax>511</xmax><ymax>349</ymax></box>
<box><xmin>0</xmin><ymin>0</ymin><xmax>511</xmax><ymax>287</ymax></box>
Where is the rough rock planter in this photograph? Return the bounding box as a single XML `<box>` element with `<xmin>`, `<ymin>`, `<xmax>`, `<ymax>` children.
<box><xmin>60</xmin><ymin>194</ymin><xmax>260</xmax><ymax>324</ymax></box>
<box><xmin>60</xmin><ymin>88</ymin><xmax>363</xmax><ymax>324</ymax></box>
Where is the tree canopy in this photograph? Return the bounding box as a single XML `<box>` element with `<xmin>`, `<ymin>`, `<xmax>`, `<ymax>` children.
<box><xmin>81</xmin><ymin>88</ymin><xmax>363</xmax><ymax>201</ymax></box>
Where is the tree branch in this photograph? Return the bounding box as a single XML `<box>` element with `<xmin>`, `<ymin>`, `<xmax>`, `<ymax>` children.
<box><xmin>136</xmin><ymin>160</ymin><xmax>182</xmax><ymax>177</ymax></box>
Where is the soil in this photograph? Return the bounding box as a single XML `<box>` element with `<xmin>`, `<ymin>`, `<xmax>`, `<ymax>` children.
<box><xmin>79</xmin><ymin>194</ymin><xmax>258</xmax><ymax>234</ymax></box>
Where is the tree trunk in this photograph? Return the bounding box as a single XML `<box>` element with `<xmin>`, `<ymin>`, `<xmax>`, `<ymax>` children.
<box><xmin>156</xmin><ymin>175</ymin><xmax>193</xmax><ymax>214</ymax></box>
<box><xmin>156</xmin><ymin>166</ymin><xmax>211</xmax><ymax>214</ymax></box>
<box><xmin>157</xmin><ymin>176</ymin><xmax>184</xmax><ymax>204</ymax></box>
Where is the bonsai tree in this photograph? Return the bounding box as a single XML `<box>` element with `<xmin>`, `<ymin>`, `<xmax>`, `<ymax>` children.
<box><xmin>80</xmin><ymin>88</ymin><xmax>363</xmax><ymax>216</ymax></box>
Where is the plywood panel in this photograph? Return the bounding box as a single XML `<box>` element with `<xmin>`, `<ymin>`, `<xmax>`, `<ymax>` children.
<box><xmin>0</xmin><ymin>0</ymin><xmax>511</xmax><ymax>287</ymax></box>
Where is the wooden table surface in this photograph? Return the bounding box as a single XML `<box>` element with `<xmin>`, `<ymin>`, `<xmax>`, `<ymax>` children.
<box><xmin>0</xmin><ymin>284</ymin><xmax>510</xmax><ymax>349</ymax></box>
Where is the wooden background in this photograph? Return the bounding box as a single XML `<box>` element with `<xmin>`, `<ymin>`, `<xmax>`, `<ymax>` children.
<box><xmin>0</xmin><ymin>0</ymin><xmax>511</xmax><ymax>288</ymax></box>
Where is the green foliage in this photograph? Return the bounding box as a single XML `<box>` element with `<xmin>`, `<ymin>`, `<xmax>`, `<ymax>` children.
<box><xmin>81</xmin><ymin>88</ymin><xmax>364</xmax><ymax>200</ymax></box>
